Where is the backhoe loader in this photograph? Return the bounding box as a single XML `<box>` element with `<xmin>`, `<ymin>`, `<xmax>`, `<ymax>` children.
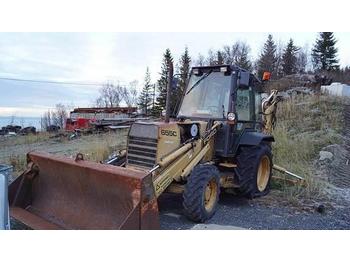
<box><xmin>8</xmin><ymin>64</ymin><xmax>277</xmax><ymax>229</ymax></box>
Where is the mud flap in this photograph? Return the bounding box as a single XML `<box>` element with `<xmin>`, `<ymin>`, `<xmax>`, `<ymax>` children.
<box><xmin>8</xmin><ymin>152</ymin><xmax>159</xmax><ymax>230</ymax></box>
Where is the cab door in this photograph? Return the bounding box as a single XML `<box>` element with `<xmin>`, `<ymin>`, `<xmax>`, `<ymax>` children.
<box><xmin>236</xmin><ymin>86</ymin><xmax>254</xmax><ymax>123</ymax></box>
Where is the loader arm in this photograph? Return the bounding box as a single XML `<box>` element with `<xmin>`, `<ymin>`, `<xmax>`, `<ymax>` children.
<box><xmin>151</xmin><ymin>122</ymin><xmax>222</xmax><ymax>197</ymax></box>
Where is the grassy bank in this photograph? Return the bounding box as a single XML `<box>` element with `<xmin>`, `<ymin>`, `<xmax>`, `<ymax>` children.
<box><xmin>272</xmin><ymin>94</ymin><xmax>346</xmax><ymax>201</ymax></box>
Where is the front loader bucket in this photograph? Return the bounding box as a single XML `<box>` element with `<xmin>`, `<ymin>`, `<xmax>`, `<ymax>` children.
<box><xmin>8</xmin><ymin>152</ymin><xmax>159</xmax><ymax>229</ymax></box>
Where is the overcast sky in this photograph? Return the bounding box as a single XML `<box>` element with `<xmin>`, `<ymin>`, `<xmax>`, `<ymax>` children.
<box><xmin>1</xmin><ymin>32</ymin><xmax>350</xmax><ymax>117</ymax></box>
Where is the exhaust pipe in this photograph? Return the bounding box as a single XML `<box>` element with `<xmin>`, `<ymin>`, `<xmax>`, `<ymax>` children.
<box><xmin>0</xmin><ymin>165</ymin><xmax>11</xmax><ymax>230</ymax></box>
<box><xmin>164</xmin><ymin>61</ymin><xmax>174</xmax><ymax>123</ymax></box>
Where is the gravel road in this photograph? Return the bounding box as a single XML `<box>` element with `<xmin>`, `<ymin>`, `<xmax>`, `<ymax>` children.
<box><xmin>159</xmin><ymin>192</ymin><xmax>350</xmax><ymax>230</ymax></box>
<box><xmin>10</xmin><ymin>191</ymin><xmax>349</xmax><ymax>230</ymax></box>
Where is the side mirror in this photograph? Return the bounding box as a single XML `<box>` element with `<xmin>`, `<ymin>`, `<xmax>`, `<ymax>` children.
<box><xmin>238</xmin><ymin>71</ymin><xmax>250</xmax><ymax>88</ymax></box>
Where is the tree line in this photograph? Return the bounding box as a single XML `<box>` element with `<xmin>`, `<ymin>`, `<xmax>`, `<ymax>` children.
<box><xmin>95</xmin><ymin>80</ymin><xmax>138</xmax><ymax>108</ymax></box>
<box><xmin>137</xmin><ymin>32</ymin><xmax>343</xmax><ymax>116</ymax></box>
<box><xmin>40</xmin><ymin>32</ymin><xmax>346</xmax><ymax>130</ymax></box>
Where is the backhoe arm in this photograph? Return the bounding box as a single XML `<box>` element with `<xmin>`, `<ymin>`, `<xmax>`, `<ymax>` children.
<box><xmin>262</xmin><ymin>90</ymin><xmax>281</xmax><ymax>134</ymax></box>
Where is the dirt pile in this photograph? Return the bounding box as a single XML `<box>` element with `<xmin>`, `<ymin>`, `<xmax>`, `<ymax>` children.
<box><xmin>265</xmin><ymin>73</ymin><xmax>333</xmax><ymax>92</ymax></box>
<box><xmin>315</xmin><ymin>103</ymin><xmax>350</xmax><ymax>204</ymax></box>
<box><xmin>316</xmin><ymin>144</ymin><xmax>350</xmax><ymax>186</ymax></box>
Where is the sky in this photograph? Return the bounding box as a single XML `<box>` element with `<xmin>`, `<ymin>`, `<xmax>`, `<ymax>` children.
<box><xmin>1</xmin><ymin>32</ymin><xmax>350</xmax><ymax>117</ymax></box>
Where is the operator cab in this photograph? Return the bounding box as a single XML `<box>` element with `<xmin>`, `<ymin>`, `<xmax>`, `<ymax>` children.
<box><xmin>177</xmin><ymin>65</ymin><xmax>264</xmax><ymax>157</ymax></box>
<box><xmin>178</xmin><ymin>65</ymin><xmax>263</xmax><ymax>123</ymax></box>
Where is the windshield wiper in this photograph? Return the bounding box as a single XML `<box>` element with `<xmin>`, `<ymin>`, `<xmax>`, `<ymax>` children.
<box><xmin>186</xmin><ymin>70</ymin><xmax>212</xmax><ymax>95</ymax></box>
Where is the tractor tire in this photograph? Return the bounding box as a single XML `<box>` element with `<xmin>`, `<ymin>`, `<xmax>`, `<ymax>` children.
<box><xmin>183</xmin><ymin>165</ymin><xmax>220</xmax><ymax>223</ymax></box>
<box><xmin>235</xmin><ymin>143</ymin><xmax>273</xmax><ymax>198</ymax></box>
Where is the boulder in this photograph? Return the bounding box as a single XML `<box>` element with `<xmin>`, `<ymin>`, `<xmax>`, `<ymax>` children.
<box><xmin>319</xmin><ymin>151</ymin><xmax>334</xmax><ymax>161</ymax></box>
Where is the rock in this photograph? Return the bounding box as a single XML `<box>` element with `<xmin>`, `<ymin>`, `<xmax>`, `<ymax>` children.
<box><xmin>316</xmin><ymin>144</ymin><xmax>350</xmax><ymax>189</ymax></box>
<box><xmin>310</xmin><ymin>108</ymin><xmax>321</xmax><ymax>115</ymax></box>
<box><xmin>319</xmin><ymin>151</ymin><xmax>334</xmax><ymax>161</ymax></box>
<box><xmin>316</xmin><ymin>204</ymin><xmax>326</xmax><ymax>214</ymax></box>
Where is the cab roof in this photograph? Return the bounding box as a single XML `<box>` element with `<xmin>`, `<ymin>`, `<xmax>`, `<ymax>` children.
<box><xmin>191</xmin><ymin>64</ymin><xmax>261</xmax><ymax>85</ymax></box>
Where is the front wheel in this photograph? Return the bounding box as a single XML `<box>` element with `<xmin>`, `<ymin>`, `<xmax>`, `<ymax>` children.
<box><xmin>183</xmin><ymin>165</ymin><xmax>220</xmax><ymax>223</ymax></box>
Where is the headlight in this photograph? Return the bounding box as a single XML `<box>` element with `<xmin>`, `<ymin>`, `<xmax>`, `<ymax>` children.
<box><xmin>227</xmin><ymin>112</ymin><xmax>236</xmax><ymax>121</ymax></box>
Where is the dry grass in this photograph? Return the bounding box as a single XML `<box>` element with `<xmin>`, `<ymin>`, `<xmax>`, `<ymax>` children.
<box><xmin>1</xmin><ymin>130</ymin><xmax>128</xmax><ymax>174</ymax></box>
<box><xmin>79</xmin><ymin>131</ymin><xmax>127</xmax><ymax>163</ymax></box>
<box><xmin>8</xmin><ymin>154</ymin><xmax>27</xmax><ymax>172</ymax></box>
<box><xmin>0</xmin><ymin>132</ymin><xmax>51</xmax><ymax>147</ymax></box>
<box><xmin>272</xmin><ymin>94</ymin><xmax>346</xmax><ymax>201</ymax></box>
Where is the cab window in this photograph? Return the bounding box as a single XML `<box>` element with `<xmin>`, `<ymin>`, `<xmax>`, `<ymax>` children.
<box><xmin>254</xmin><ymin>92</ymin><xmax>262</xmax><ymax>121</ymax></box>
<box><xmin>236</xmin><ymin>88</ymin><xmax>252</xmax><ymax>121</ymax></box>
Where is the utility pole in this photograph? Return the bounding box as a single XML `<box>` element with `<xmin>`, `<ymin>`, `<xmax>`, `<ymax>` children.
<box><xmin>152</xmin><ymin>84</ymin><xmax>156</xmax><ymax>113</ymax></box>
<box><xmin>164</xmin><ymin>61</ymin><xmax>174</xmax><ymax>123</ymax></box>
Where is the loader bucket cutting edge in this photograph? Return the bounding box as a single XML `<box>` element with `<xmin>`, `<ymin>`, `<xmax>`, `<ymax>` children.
<box><xmin>8</xmin><ymin>151</ymin><xmax>159</xmax><ymax>230</ymax></box>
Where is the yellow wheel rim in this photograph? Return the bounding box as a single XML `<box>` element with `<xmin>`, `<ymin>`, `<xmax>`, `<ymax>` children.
<box><xmin>204</xmin><ymin>178</ymin><xmax>218</xmax><ymax>212</ymax></box>
<box><xmin>257</xmin><ymin>155</ymin><xmax>271</xmax><ymax>192</ymax></box>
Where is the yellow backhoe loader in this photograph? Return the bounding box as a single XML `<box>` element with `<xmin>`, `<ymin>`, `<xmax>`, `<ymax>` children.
<box><xmin>8</xmin><ymin>64</ymin><xmax>279</xmax><ymax>229</ymax></box>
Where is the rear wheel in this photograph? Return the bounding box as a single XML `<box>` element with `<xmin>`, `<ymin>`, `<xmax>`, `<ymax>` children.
<box><xmin>235</xmin><ymin>143</ymin><xmax>273</xmax><ymax>198</ymax></box>
<box><xmin>257</xmin><ymin>155</ymin><xmax>271</xmax><ymax>192</ymax></box>
<box><xmin>183</xmin><ymin>165</ymin><xmax>220</xmax><ymax>223</ymax></box>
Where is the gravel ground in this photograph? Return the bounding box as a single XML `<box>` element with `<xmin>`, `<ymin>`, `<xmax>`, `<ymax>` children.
<box><xmin>10</xmin><ymin>191</ymin><xmax>350</xmax><ymax>230</ymax></box>
<box><xmin>158</xmin><ymin>192</ymin><xmax>350</xmax><ymax>230</ymax></box>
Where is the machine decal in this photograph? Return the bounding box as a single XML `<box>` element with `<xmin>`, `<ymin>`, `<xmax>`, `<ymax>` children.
<box><xmin>161</xmin><ymin>130</ymin><xmax>177</xmax><ymax>137</ymax></box>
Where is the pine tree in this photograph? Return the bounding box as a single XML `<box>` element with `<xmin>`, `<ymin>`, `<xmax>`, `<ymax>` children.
<box><xmin>138</xmin><ymin>67</ymin><xmax>153</xmax><ymax>115</ymax></box>
<box><xmin>257</xmin><ymin>34</ymin><xmax>277</xmax><ymax>78</ymax></box>
<box><xmin>281</xmin><ymin>39</ymin><xmax>300</xmax><ymax>76</ymax></box>
<box><xmin>274</xmin><ymin>42</ymin><xmax>285</xmax><ymax>78</ymax></box>
<box><xmin>216</xmin><ymin>51</ymin><xmax>224</xmax><ymax>65</ymax></box>
<box><xmin>312</xmin><ymin>32</ymin><xmax>339</xmax><ymax>71</ymax></box>
<box><xmin>154</xmin><ymin>48</ymin><xmax>173</xmax><ymax>115</ymax></box>
<box><xmin>174</xmin><ymin>47</ymin><xmax>191</xmax><ymax>114</ymax></box>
